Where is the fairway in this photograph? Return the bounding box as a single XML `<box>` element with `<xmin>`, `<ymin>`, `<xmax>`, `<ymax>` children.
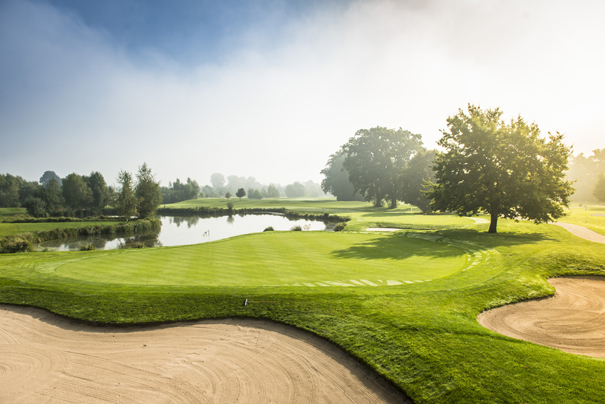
<box><xmin>53</xmin><ymin>232</ymin><xmax>471</xmax><ymax>286</ymax></box>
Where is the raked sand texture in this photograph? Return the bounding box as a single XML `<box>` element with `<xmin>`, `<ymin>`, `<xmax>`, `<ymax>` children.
<box><xmin>478</xmin><ymin>277</ymin><xmax>605</xmax><ymax>358</ymax></box>
<box><xmin>0</xmin><ymin>305</ymin><xmax>408</xmax><ymax>404</ymax></box>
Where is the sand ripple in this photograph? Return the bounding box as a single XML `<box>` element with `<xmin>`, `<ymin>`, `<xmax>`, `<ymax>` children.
<box><xmin>478</xmin><ymin>277</ymin><xmax>605</xmax><ymax>357</ymax></box>
<box><xmin>0</xmin><ymin>305</ymin><xmax>407</xmax><ymax>403</ymax></box>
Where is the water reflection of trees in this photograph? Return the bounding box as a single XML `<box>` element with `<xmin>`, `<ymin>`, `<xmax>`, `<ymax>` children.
<box><xmin>226</xmin><ymin>215</ymin><xmax>235</xmax><ymax>225</ymax></box>
<box><xmin>170</xmin><ymin>216</ymin><xmax>200</xmax><ymax>228</ymax></box>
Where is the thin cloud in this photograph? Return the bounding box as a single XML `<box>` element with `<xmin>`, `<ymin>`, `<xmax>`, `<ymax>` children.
<box><xmin>1</xmin><ymin>0</ymin><xmax>603</xmax><ymax>186</ymax></box>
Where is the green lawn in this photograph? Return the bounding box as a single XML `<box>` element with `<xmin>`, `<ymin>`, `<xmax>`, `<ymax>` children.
<box><xmin>557</xmin><ymin>204</ymin><xmax>605</xmax><ymax>236</ymax></box>
<box><xmin>1</xmin><ymin>199</ymin><xmax>604</xmax><ymax>403</ymax></box>
<box><xmin>0</xmin><ymin>207</ymin><xmax>123</xmax><ymax>238</ymax></box>
<box><xmin>0</xmin><ymin>207</ymin><xmax>26</xmax><ymax>219</ymax></box>
<box><xmin>0</xmin><ymin>220</ymin><xmax>123</xmax><ymax>238</ymax></box>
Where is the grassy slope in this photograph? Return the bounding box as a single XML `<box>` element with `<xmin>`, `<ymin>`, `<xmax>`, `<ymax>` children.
<box><xmin>0</xmin><ymin>208</ymin><xmax>122</xmax><ymax>237</ymax></box>
<box><xmin>1</xmin><ymin>200</ymin><xmax>605</xmax><ymax>403</ymax></box>
<box><xmin>557</xmin><ymin>205</ymin><xmax>605</xmax><ymax>236</ymax></box>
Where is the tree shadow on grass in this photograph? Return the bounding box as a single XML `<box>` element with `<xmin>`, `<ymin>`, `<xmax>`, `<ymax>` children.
<box><xmin>330</xmin><ymin>235</ymin><xmax>463</xmax><ymax>260</ymax></box>
<box><xmin>331</xmin><ymin>229</ymin><xmax>555</xmax><ymax>261</ymax></box>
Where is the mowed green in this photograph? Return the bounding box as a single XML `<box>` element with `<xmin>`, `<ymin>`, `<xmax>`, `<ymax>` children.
<box><xmin>53</xmin><ymin>232</ymin><xmax>466</xmax><ymax>286</ymax></box>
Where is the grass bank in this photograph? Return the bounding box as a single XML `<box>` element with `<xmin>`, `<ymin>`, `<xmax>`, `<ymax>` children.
<box><xmin>0</xmin><ymin>218</ymin><xmax>160</xmax><ymax>253</ymax></box>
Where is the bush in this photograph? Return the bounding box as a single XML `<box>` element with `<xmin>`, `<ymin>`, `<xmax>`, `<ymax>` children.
<box><xmin>290</xmin><ymin>225</ymin><xmax>302</xmax><ymax>231</ymax></box>
<box><xmin>333</xmin><ymin>222</ymin><xmax>346</xmax><ymax>232</ymax></box>
<box><xmin>79</xmin><ymin>243</ymin><xmax>96</xmax><ymax>251</ymax></box>
<box><xmin>263</xmin><ymin>226</ymin><xmax>274</xmax><ymax>232</ymax></box>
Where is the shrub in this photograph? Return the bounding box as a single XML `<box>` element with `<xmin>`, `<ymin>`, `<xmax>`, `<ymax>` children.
<box><xmin>333</xmin><ymin>222</ymin><xmax>346</xmax><ymax>232</ymax></box>
<box><xmin>290</xmin><ymin>225</ymin><xmax>302</xmax><ymax>231</ymax></box>
<box><xmin>263</xmin><ymin>226</ymin><xmax>274</xmax><ymax>232</ymax></box>
<box><xmin>79</xmin><ymin>243</ymin><xmax>96</xmax><ymax>251</ymax></box>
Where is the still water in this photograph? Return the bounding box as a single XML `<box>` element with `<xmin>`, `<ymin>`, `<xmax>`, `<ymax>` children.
<box><xmin>35</xmin><ymin>214</ymin><xmax>330</xmax><ymax>252</ymax></box>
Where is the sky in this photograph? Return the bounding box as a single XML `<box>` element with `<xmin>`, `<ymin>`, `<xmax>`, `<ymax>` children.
<box><xmin>1</xmin><ymin>0</ymin><xmax>604</xmax><ymax>187</ymax></box>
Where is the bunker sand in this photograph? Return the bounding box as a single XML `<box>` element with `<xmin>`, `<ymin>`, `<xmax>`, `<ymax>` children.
<box><xmin>478</xmin><ymin>277</ymin><xmax>605</xmax><ymax>357</ymax></box>
<box><xmin>0</xmin><ymin>305</ymin><xmax>408</xmax><ymax>403</ymax></box>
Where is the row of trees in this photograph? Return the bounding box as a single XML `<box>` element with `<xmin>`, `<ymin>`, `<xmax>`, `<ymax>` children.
<box><xmin>160</xmin><ymin>178</ymin><xmax>200</xmax><ymax>204</ymax></box>
<box><xmin>0</xmin><ymin>164</ymin><xmax>161</xmax><ymax>219</ymax></box>
<box><xmin>322</xmin><ymin>104</ymin><xmax>577</xmax><ymax>233</ymax></box>
<box><xmin>208</xmin><ymin>173</ymin><xmax>325</xmax><ymax>199</ymax></box>
<box><xmin>115</xmin><ymin>163</ymin><xmax>162</xmax><ymax>219</ymax></box>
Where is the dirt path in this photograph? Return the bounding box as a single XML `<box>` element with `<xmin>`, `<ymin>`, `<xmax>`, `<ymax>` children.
<box><xmin>478</xmin><ymin>277</ymin><xmax>605</xmax><ymax>357</ymax></box>
<box><xmin>552</xmin><ymin>222</ymin><xmax>605</xmax><ymax>244</ymax></box>
<box><xmin>0</xmin><ymin>305</ymin><xmax>408</xmax><ymax>404</ymax></box>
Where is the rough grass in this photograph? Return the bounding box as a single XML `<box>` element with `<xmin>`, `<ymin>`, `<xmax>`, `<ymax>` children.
<box><xmin>1</xmin><ymin>200</ymin><xmax>605</xmax><ymax>403</ymax></box>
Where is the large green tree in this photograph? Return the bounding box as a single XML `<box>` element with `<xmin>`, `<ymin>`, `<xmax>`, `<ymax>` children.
<box><xmin>427</xmin><ymin>105</ymin><xmax>574</xmax><ymax>233</ymax></box>
<box><xmin>398</xmin><ymin>148</ymin><xmax>436</xmax><ymax>213</ymax></box>
<box><xmin>320</xmin><ymin>151</ymin><xmax>365</xmax><ymax>201</ymax></box>
<box><xmin>42</xmin><ymin>178</ymin><xmax>63</xmax><ymax>212</ymax></box>
<box><xmin>135</xmin><ymin>163</ymin><xmax>161</xmax><ymax>219</ymax></box>
<box><xmin>342</xmin><ymin>126</ymin><xmax>423</xmax><ymax>208</ymax></box>
<box><xmin>86</xmin><ymin>171</ymin><xmax>109</xmax><ymax>213</ymax></box>
<box><xmin>62</xmin><ymin>173</ymin><xmax>92</xmax><ymax>210</ymax></box>
<box><xmin>0</xmin><ymin>174</ymin><xmax>22</xmax><ymax>207</ymax></box>
<box><xmin>115</xmin><ymin>170</ymin><xmax>137</xmax><ymax>219</ymax></box>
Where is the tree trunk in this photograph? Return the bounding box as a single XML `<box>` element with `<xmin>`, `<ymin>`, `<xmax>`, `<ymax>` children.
<box><xmin>389</xmin><ymin>198</ymin><xmax>397</xmax><ymax>209</ymax></box>
<box><xmin>488</xmin><ymin>211</ymin><xmax>498</xmax><ymax>233</ymax></box>
<box><xmin>373</xmin><ymin>193</ymin><xmax>383</xmax><ymax>207</ymax></box>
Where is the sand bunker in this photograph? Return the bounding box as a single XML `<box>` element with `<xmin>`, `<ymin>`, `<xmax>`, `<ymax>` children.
<box><xmin>0</xmin><ymin>305</ymin><xmax>408</xmax><ymax>403</ymax></box>
<box><xmin>478</xmin><ymin>277</ymin><xmax>605</xmax><ymax>357</ymax></box>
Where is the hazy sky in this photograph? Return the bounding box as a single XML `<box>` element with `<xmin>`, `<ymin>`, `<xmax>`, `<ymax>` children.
<box><xmin>1</xmin><ymin>0</ymin><xmax>604</xmax><ymax>187</ymax></box>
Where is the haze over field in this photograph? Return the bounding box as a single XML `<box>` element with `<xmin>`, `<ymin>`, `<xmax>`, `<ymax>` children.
<box><xmin>1</xmin><ymin>0</ymin><xmax>604</xmax><ymax>186</ymax></box>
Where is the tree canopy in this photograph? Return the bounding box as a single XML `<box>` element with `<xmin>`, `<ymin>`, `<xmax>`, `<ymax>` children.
<box><xmin>115</xmin><ymin>170</ymin><xmax>137</xmax><ymax>219</ymax></box>
<box><xmin>567</xmin><ymin>149</ymin><xmax>605</xmax><ymax>202</ymax></box>
<box><xmin>398</xmin><ymin>148</ymin><xmax>436</xmax><ymax>213</ymax></box>
<box><xmin>87</xmin><ymin>171</ymin><xmax>108</xmax><ymax>213</ymax></box>
<box><xmin>135</xmin><ymin>163</ymin><xmax>162</xmax><ymax>219</ymax></box>
<box><xmin>285</xmin><ymin>182</ymin><xmax>307</xmax><ymax>198</ymax></box>
<box><xmin>427</xmin><ymin>105</ymin><xmax>574</xmax><ymax>233</ymax></box>
<box><xmin>62</xmin><ymin>173</ymin><xmax>92</xmax><ymax>210</ymax></box>
<box><xmin>40</xmin><ymin>171</ymin><xmax>62</xmax><ymax>188</ymax></box>
<box><xmin>321</xmin><ymin>150</ymin><xmax>365</xmax><ymax>201</ymax></box>
<box><xmin>342</xmin><ymin>126</ymin><xmax>423</xmax><ymax>208</ymax></box>
<box><xmin>593</xmin><ymin>172</ymin><xmax>605</xmax><ymax>203</ymax></box>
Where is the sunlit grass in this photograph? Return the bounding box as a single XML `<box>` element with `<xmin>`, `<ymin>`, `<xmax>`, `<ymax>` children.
<box><xmin>1</xmin><ymin>201</ymin><xmax>604</xmax><ymax>402</ymax></box>
<box><xmin>557</xmin><ymin>204</ymin><xmax>605</xmax><ymax>236</ymax></box>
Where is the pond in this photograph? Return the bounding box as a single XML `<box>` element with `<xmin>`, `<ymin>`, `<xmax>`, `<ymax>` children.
<box><xmin>35</xmin><ymin>214</ymin><xmax>331</xmax><ymax>252</ymax></box>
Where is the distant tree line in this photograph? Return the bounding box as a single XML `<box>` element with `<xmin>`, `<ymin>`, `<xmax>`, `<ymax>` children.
<box><xmin>160</xmin><ymin>178</ymin><xmax>200</xmax><ymax>204</ymax></box>
<box><xmin>0</xmin><ymin>164</ymin><xmax>162</xmax><ymax>219</ymax></box>
<box><xmin>203</xmin><ymin>173</ymin><xmax>325</xmax><ymax>200</ymax></box>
